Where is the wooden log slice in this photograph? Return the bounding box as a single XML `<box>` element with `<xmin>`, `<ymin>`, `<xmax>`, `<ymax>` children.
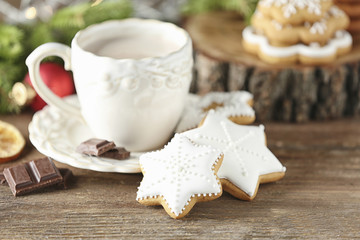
<box><xmin>184</xmin><ymin>11</ymin><xmax>360</xmax><ymax>122</ymax></box>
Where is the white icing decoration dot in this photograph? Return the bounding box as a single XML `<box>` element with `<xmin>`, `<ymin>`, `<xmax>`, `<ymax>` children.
<box><xmin>272</xmin><ymin>20</ymin><xmax>283</xmax><ymax>30</ymax></box>
<box><xmin>310</xmin><ymin>21</ymin><xmax>327</xmax><ymax>35</ymax></box>
<box><xmin>329</xmin><ymin>5</ymin><xmax>345</xmax><ymax>17</ymax></box>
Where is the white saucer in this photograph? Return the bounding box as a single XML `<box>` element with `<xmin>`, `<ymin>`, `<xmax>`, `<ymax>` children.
<box><xmin>28</xmin><ymin>95</ymin><xmax>142</xmax><ymax>173</ymax></box>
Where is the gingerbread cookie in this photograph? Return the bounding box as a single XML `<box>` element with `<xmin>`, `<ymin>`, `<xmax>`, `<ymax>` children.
<box><xmin>257</xmin><ymin>0</ymin><xmax>333</xmax><ymax>25</ymax></box>
<box><xmin>182</xmin><ymin>110</ymin><xmax>286</xmax><ymax>201</ymax></box>
<box><xmin>176</xmin><ymin>91</ymin><xmax>255</xmax><ymax>133</ymax></box>
<box><xmin>252</xmin><ymin>6</ymin><xmax>349</xmax><ymax>46</ymax></box>
<box><xmin>243</xmin><ymin>27</ymin><xmax>352</xmax><ymax>64</ymax></box>
<box><xmin>136</xmin><ymin>134</ymin><xmax>223</xmax><ymax>219</ymax></box>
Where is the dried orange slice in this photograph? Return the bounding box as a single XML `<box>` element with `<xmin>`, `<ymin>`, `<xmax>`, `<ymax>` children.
<box><xmin>0</xmin><ymin>120</ymin><xmax>25</xmax><ymax>163</ymax></box>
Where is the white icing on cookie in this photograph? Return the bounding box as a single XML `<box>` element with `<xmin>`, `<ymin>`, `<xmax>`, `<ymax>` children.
<box><xmin>328</xmin><ymin>5</ymin><xmax>345</xmax><ymax>18</ymax></box>
<box><xmin>259</xmin><ymin>0</ymin><xmax>328</xmax><ymax>18</ymax></box>
<box><xmin>176</xmin><ymin>91</ymin><xmax>254</xmax><ymax>133</ymax></box>
<box><xmin>309</xmin><ymin>21</ymin><xmax>327</xmax><ymax>35</ymax></box>
<box><xmin>243</xmin><ymin>26</ymin><xmax>352</xmax><ymax>58</ymax></box>
<box><xmin>269</xmin><ymin>19</ymin><xmax>328</xmax><ymax>35</ymax></box>
<box><xmin>182</xmin><ymin>111</ymin><xmax>286</xmax><ymax>198</ymax></box>
<box><xmin>136</xmin><ymin>134</ymin><xmax>223</xmax><ymax>217</ymax></box>
<box><xmin>335</xmin><ymin>31</ymin><xmax>344</xmax><ymax>39</ymax></box>
<box><xmin>272</xmin><ymin>20</ymin><xmax>283</xmax><ymax>30</ymax></box>
<box><xmin>254</xmin><ymin>10</ymin><xmax>264</xmax><ymax>18</ymax></box>
<box><xmin>309</xmin><ymin>42</ymin><xmax>321</xmax><ymax>48</ymax></box>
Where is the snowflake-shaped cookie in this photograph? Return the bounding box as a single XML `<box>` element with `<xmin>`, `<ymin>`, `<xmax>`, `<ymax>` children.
<box><xmin>176</xmin><ymin>91</ymin><xmax>255</xmax><ymax>133</ymax></box>
<box><xmin>136</xmin><ymin>134</ymin><xmax>223</xmax><ymax>219</ymax></box>
<box><xmin>182</xmin><ymin>110</ymin><xmax>286</xmax><ymax>201</ymax></box>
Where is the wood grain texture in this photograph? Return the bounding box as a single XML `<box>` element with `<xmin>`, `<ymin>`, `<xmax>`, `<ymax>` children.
<box><xmin>185</xmin><ymin>11</ymin><xmax>360</xmax><ymax>122</ymax></box>
<box><xmin>1</xmin><ymin>112</ymin><xmax>360</xmax><ymax>239</ymax></box>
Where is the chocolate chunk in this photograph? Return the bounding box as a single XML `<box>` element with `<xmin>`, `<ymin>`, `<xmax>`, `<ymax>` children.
<box><xmin>0</xmin><ymin>172</ymin><xmax>7</xmax><ymax>185</ymax></box>
<box><xmin>57</xmin><ymin>168</ymin><xmax>73</xmax><ymax>190</ymax></box>
<box><xmin>76</xmin><ymin>138</ymin><xmax>115</xmax><ymax>156</ymax></box>
<box><xmin>3</xmin><ymin>157</ymin><xmax>63</xmax><ymax>196</ymax></box>
<box><xmin>99</xmin><ymin>147</ymin><xmax>130</xmax><ymax>160</ymax></box>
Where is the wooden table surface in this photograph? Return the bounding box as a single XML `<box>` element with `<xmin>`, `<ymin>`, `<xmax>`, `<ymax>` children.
<box><xmin>1</xmin><ymin>112</ymin><xmax>360</xmax><ymax>239</ymax></box>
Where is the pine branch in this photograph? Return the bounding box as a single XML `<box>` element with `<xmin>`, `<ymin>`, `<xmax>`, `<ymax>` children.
<box><xmin>28</xmin><ymin>23</ymin><xmax>56</xmax><ymax>50</ymax></box>
<box><xmin>84</xmin><ymin>0</ymin><xmax>133</xmax><ymax>27</ymax></box>
<box><xmin>0</xmin><ymin>62</ymin><xmax>22</xmax><ymax>113</ymax></box>
<box><xmin>50</xmin><ymin>0</ymin><xmax>132</xmax><ymax>45</ymax></box>
<box><xmin>0</xmin><ymin>25</ymin><xmax>24</xmax><ymax>61</ymax></box>
<box><xmin>182</xmin><ymin>0</ymin><xmax>222</xmax><ymax>15</ymax></box>
<box><xmin>182</xmin><ymin>0</ymin><xmax>259</xmax><ymax>23</ymax></box>
<box><xmin>50</xmin><ymin>3</ymin><xmax>89</xmax><ymax>30</ymax></box>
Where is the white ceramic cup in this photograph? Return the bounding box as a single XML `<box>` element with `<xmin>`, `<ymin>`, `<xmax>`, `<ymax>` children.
<box><xmin>26</xmin><ymin>19</ymin><xmax>193</xmax><ymax>152</ymax></box>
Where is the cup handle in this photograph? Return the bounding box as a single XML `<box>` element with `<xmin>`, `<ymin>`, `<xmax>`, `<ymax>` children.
<box><xmin>26</xmin><ymin>43</ymin><xmax>82</xmax><ymax>119</ymax></box>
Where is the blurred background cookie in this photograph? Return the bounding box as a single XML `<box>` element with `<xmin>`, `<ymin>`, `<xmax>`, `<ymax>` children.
<box><xmin>252</xmin><ymin>6</ymin><xmax>349</xmax><ymax>46</ymax></box>
<box><xmin>257</xmin><ymin>0</ymin><xmax>333</xmax><ymax>25</ymax></box>
<box><xmin>242</xmin><ymin>0</ymin><xmax>352</xmax><ymax>65</ymax></box>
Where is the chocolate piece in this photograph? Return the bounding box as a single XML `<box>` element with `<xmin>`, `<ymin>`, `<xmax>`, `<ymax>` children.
<box><xmin>0</xmin><ymin>172</ymin><xmax>7</xmax><ymax>185</ymax></box>
<box><xmin>99</xmin><ymin>147</ymin><xmax>130</xmax><ymax>160</ymax></box>
<box><xmin>1</xmin><ymin>167</ymin><xmax>73</xmax><ymax>191</ymax></box>
<box><xmin>57</xmin><ymin>168</ymin><xmax>73</xmax><ymax>190</ymax></box>
<box><xmin>76</xmin><ymin>138</ymin><xmax>115</xmax><ymax>156</ymax></box>
<box><xmin>3</xmin><ymin>157</ymin><xmax>63</xmax><ymax>196</ymax></box>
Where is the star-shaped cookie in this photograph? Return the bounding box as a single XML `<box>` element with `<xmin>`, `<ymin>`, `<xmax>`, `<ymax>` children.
<box><xmin>136</xmin><ymin>134</ymin><xmax>224</xmax><ymax>219</ymax></box>
<box><xmin>176</xmin><ymin>91</ymin><xmax>255</xmax><ymax>133</ymax></box>
<box><xmin>182</xmin><ymin>110</ymin><xmax>286</xmax><ymax>201</ymax></box>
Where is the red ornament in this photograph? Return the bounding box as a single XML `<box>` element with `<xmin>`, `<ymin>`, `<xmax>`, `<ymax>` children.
<box><xmin>24</xmin><ymin>62</ymin><xmax>75</xmax><ymax>111</ymax></box>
